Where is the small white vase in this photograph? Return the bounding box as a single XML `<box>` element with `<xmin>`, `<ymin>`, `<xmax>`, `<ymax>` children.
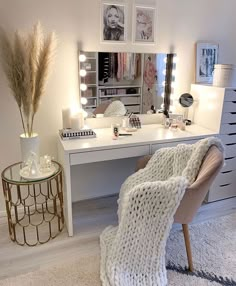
<box><xmin>20</xmin><ymin>133</ymin><xmax>40</xmax><ymax>163</ymax></box>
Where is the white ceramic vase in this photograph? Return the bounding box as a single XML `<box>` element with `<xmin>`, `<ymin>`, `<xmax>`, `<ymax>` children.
<box><xmin>20</xmin><ymin>133</ymin><xmax>40</xmax><ymax>163</ymax></box>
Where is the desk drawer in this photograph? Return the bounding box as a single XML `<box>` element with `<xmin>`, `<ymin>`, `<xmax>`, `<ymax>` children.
<box><xmin>213</xmin><ymin>170</ymin><xmax>236</xmax><ymax>186</ymax></box>
<box><xmin>221</xmin><ymin>112</ymin><xmax>236</xmax><ymax>124</ymax></box>
<box><xmin>70</xmin><ymin>145</ymin><xmax>150</xmax><ymax>165</ymax></box>
<box><xmin>208</xmin><ymin>182</ymin><xmax>236</xmax><ymax>202</ymax></box>
<box><xmin>219</xmin><ymin>134</ymin><xmax>236</xmax><ymax>144</ymax></box>
<box><xmin>225</xmin><ymin>143</ymin><xmax>236</xmax><ymax>157</ymax></box>
<box><xmin>151</xmin><ymin>139</ymin><xmax>198</xmax><ymax>154</ymax></box>
<box><xmin>224</xmin><ymin>89</ymin><xmax>236</xmax><ymax>101</ymax></box>
<box><xmin>220</xmin><ymin>123</ymin><xmax>236</xmax><ymax>134</ymax></box>
<box><xmin>223</xmin><ymin>101</ymin><xmax>236</xmax><ymax>113</ymax></box>
<box><xmin>222</xmin><ymin>156</ymin><xmax>236</xmax><ymax>172</ymax></box>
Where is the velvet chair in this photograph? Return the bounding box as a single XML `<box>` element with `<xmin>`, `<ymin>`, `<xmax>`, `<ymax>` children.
<box><xmin>135</xmin><ymin>145</ymin><xmax>224</xmax><ymax>272</ymax></box>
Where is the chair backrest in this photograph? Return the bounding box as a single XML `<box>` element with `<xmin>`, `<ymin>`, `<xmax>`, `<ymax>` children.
<box><xmin>174</xmin><ymin>145</ymin><xmax>224</xmax><ymax>224</ymax></box>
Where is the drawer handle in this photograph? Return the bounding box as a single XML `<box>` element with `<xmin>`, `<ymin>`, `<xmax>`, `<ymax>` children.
<box><xmin>222</xmin><ymin>170</ymin><xmax>233</xmax><ymax>174</ymax></box>
<box><xmin>225</xmin><ymin>157</ymin><xmax>234</xmax><ymax>160</ymax></box>
<box><xmin>232</xmin><ymin>101</ymin><xmax>236</xmax><ymax>104</ymax></box>
<box><xmin>220</xmin><ymin>183</ymin><xmax>231</xmax><ymax>187</ymax></box>
<box><xmin>228</xmin><ymin>133</ymin><xmax>236</xmax><ymax>136</ymax></box>
<box><xmin>229</xmin><ymin>123</ymin><xmax>236</xmax><ymax>125</ymax></box>
<box><xmin>226</xmin><ymin>143</ymin><xmax>236</xmax><ymax>146</ymax></box>
<box><xmin>230</xmin><ymin>112</ymin><xmax>236</xmax><ymax>114</ymax></box>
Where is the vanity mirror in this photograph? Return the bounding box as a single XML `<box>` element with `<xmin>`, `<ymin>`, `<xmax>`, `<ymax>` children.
<box><xmin>78</xmin><ymin>51</ymin><xmax>177</xmax><ymax>117</ymax></box>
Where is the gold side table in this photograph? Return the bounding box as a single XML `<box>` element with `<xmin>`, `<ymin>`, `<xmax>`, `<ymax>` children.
<box><xmin>1</xmin><ymin>161</ymin><xmax>64</xmax><ymax>246</ymax></box>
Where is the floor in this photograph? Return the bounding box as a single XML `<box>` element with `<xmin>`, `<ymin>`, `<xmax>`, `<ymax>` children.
<box><xmin>0</xmin><ymin>194</ymin><xmax>236</xmax><ymax>280</ymax></box>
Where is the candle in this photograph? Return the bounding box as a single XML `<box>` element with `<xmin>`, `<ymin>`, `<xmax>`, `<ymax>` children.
<box><xmin>78</xmin><ymin>111</ymin><xmax>84</xmax><ymax>129</ymax></box>
<box><xmin>71</xmin><ymin>115</ymin><xmax>80</xmax><ymax>130</ymax></box>
<box><xmin>71</xmin><ymin>112</ymin><xmax>84</xmax><ymax>130</ymax></box>
<box><xmin>62</xmin><ymin>108</ymin><xmax>71</xmax><ymax>129</ymax></box>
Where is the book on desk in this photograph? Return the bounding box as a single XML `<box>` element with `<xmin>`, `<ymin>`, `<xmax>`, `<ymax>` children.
<box><xmin>59</xmin><ymin>129</ymin><xmax>96</xmax><ymax>140</ymax></box>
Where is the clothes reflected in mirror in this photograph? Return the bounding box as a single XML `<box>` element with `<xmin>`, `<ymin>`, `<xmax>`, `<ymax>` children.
<box><xmin>147</xmin><ymin>105</ymin><xmax>156</xmax><ymax>114</ymax></box>
<box><xmin>103</xmin><ymin>5</ymin><xmax>125</xmax><ymax>41</ymax></box>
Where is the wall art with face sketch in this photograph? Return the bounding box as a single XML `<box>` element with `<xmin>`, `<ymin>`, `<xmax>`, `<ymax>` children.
<box><xmin>102</xmin><ymin>3</ymin><xmax>126</xmax><ymax>42</ymax></box>
<box><xmin>133</xmin><ymin>5</ymin><xmax>156</xmax><ymax>43</ymax></box>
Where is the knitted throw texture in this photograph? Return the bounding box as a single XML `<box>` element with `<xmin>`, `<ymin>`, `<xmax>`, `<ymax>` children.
<box><xmin>100</xmin><ymin>137</ymin><xmax>224</xmax><ymax>286</ymax></box>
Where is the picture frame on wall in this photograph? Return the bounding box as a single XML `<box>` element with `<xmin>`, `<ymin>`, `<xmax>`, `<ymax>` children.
<box><xmin>101</xmin><ymin>2</ymin><xmax>126</xmax><ymax>43</ymax></box>
<box><xmin>133</xmin><ymin>5</ymin><xmax>156</xmax><ymax>43</ymax></box>
<box><xmin>195</xmin><ymin>42</ymin><xmax>219</xmax><ymax>83</ymax></box>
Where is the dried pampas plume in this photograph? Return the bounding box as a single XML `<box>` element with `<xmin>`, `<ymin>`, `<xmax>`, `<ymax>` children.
<box><xmin>0</xmin><ymin>22</ymin><xmax>56</xmax><ymax>137</ymax></box>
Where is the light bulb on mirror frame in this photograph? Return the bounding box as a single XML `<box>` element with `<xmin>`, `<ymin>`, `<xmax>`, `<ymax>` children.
<box><xmin>80</xmin><ymin>83</ymin><xmax>87</xmax><ymax>91</ymax></box>
<box><xmin>79</xmin><ymin>54</ymin><xmax>86</xmax><ymax>62</ymax></box>
<box><xmin>81</xmin><ymin>97</ymin><xmax>88</xmax><ymax>105</ymax></box>
<box><xmin>173</xmin><ymin>56</ymin><xmax>179</xmax><ymax>64</ymax></box>
<box><xmin>80</xmin><ymin>69</ymin><xmax>87</xmax><ymax>77</ymax></box>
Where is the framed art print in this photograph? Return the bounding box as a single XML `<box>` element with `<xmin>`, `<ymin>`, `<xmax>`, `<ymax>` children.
<box><xmin>133</xmin><ymin>5</ymin><xmax>156</xmax><ymax>43</ymax></box>
<box><xmin>195</xmin><ymin>42</ymin><xmax>219</xmax><ymax>83</ymax></box>
<box><xmin>101</xmin><ymin>2</ymin><xmax>126</xmax><ymax>43</ymax></box>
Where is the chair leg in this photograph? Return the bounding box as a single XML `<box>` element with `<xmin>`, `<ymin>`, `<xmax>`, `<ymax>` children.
<box><xmin>182</xmin><ymin>224</ymin><xmax>194</xmax><ymax>272</ymax></box>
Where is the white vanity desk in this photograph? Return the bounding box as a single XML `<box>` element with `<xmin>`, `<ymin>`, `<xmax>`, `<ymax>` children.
<box><xmin>57</xmin><ymin>122</ymin><xmax>217</xmax><ymax>236</ymax></box>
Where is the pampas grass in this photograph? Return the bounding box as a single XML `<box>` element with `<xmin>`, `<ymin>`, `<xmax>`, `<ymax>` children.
<box><xmin>0</xmin><ymin>22</ymin><xmax>56</xmax><ymax>137</ymax></box>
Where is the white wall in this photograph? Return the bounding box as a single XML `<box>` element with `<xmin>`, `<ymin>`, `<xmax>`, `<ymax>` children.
<box><xmin>1</xmin><ymin>0</ymin><xmax>236</xmax><ymax>214</ymax></box>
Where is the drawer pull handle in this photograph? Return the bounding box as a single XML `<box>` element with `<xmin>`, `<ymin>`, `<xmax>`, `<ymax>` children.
<box><xmin>232</xmin><ymin>101</ymin><xmax>236</xmax><ymax>103</ymax></box>
<box><xmin>222</xmin><ymin>170</ymin><xmax>233</xmax><ymax>174</ymax></box>
<box><xmin>226</xmin><ymin>143</ymin><xmax>236</xmax><ymax>146</ymax></box>
<box><xmin>220</xmin><ymin>183</ymin><xmax>231</xmax><ymax>187</ymax></box>
<box><xmin>230</xmin><ymin>112</ymin><xmax>236</xmax><ymax>114</ymax></box>
<box><xmin>228</xmin><ymin>123</ymin><xmax>236</xmax><ymax>125</ymax></box>
<box><xmin>225</xmin><ymin>157</ymin><xmax>234</xmax><ymax>160</ymax></box>
<box><xmin>228</xmin><ymin>133</ymin><xmax>236</xmax><ymax>136</ymax></box>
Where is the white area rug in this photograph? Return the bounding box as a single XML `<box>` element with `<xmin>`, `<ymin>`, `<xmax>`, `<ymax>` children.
<box><xmin>0</xmin><ymin>213</ymin><xmax>235</xmax><ymax>286</ymax></box>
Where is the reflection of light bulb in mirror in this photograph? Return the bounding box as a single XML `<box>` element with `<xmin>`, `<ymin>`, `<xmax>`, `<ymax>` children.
<box><xmin>80</xmin><ymin>83</ymin><xmax>87</xmax><ymax>91</ymax></box>
<box><xmin>80</xmin><ymin>69</ymin><xmax>87</xmax><ymax>77</ymax></box>
<box><xmin>173</xmin><ymin>56</ymin><xmax>179</xmax><ymax>63</ymax></box>
<box><xmin>161</xmin><ymin>92</ymin><xmax>165</xmax><ymax>98</ymax></box>
<box><xmin>162</xmin><ymin>81</ymin><xmax>166</xmax><ymax>87</ymax></box>
<box><xmin>81</xmin><ymin>97</ymin><xmax>88</xmax><ymax>105</ymax></box>
<box><xmin>161</xmin><ymin>103</ymin><xmax>164</xmax><ymax>109</ymax></box>
<box><xmin>163</xmin><ymin>57</ymin><xmax>167</xmax><ymax>63</ymax></box>
<box><xmin>79</xmin><ymin>54</ymin><xmax>86</xmax><ymax>62</ymax></box>
<box><xmin>171</xmin><ymin>82</ymin><xmax>176</xmax><ymax>88</ymax></box>
<box><xmin>162</xmin><ymin>70</ymin><xmax>166</xmax><ymax>76</ymax></box>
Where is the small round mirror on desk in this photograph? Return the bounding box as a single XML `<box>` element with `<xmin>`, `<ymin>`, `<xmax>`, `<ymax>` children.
<box><xmin>179</xmin><ymin>93</ymin><xmax>194</xmax><ymax>125</ymax></box>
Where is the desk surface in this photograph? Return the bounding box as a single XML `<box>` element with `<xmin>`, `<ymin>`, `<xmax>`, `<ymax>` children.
<box><xmin>59</xmin><ymin>124</ymin><xmax>217</xmax><ymax>154</ymax></box>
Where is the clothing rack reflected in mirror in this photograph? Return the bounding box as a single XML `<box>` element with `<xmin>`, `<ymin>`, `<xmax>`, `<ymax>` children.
<box><xmin>78</xmin><ymin>51</ymin><xmax>177</xmax><ymax>118</ymax></box>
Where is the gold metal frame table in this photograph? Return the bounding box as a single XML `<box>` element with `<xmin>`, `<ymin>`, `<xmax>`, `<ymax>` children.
<box><xmin>1</xmin><ymin>161</ymin><xmax>64</xmax><ymax>246</ymax></box>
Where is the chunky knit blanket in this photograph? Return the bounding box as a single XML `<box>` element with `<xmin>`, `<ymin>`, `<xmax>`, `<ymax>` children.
<box><xmin>100</xmin><ymin>137</ymin><xmax>224</xmax><ymax>286</ymax></box>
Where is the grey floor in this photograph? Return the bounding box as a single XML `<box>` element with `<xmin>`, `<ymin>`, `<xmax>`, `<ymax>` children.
<box><xmin>0</xmin><ymin>194</ymin><xmax>235</xmax><ymax>280</ymax></box>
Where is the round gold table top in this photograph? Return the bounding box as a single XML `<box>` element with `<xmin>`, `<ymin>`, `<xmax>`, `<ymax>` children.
<box><xmin>1</xmin><ymin>161</ymin><xmax>61</xmax><ymax>185</ymax></box>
